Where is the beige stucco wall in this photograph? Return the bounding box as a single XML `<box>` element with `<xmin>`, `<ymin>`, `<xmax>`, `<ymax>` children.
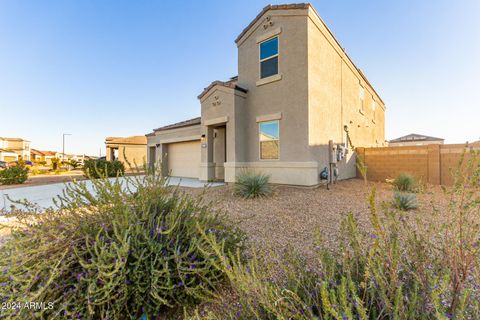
<box><xmin>106</xmin><ymin>144</ymin><xmax>147</xmax><ymax>170</ymax></box>
<box><xmin>306</xmin><ymin>8</ymin><xmax>386</xmax><ymax>180</ymax></box>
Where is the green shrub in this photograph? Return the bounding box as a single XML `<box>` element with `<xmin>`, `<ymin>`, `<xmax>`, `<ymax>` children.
<box><xmin>393</xmin><ymin>191</ymin><xmax>418</xmax><ymax>210</ymax></box>
<box><xmin>68</xmin><ymin>159</ymin><xmax>80</xmax><ymax>169</ymax></box>
<box><xmin>0</xmin><ymin>165</ymin><xmax>28</xmax><ymax>185</ymax></box>
<box><xmin>0</xmin><ymin>174</ymin><xmax>245</xmax><ymax>319</ymax></box>
<box><xmin>193</xmin><ymin>150</ymin><xmax>480</xmax><ymax>320</ymax></box>
<box><xmin>235</xmin><ymin>170</ymin><xmax>272</xmax><ymax>199</ymax></box>
<box><xmin>392</xmin><ymin>172</ymin><xmax>417</xmax><ymax>192</ymax></box>
<box><xmin>83</xmin><ymin>159</ymin><xmax>125</xmax><ymax>178</ymax></box>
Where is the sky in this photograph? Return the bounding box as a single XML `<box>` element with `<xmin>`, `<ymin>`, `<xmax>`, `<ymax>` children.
<box><xmin>0</xmin><ymin>0</ymin><xmax>479</xmax><ymax>155</ymax></box>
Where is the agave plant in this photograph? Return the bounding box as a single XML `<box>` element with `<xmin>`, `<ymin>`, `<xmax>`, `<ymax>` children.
<box><xmin>235</xmin><ymin>170</ymin><xmax>272</xmax><ymax>199</ymax></box>
<box><xmin>393</xmin><ymin>191</ymin><xmax>418</xmax><ymax>210</ymax></box>
<box><xmin>392</xmin><ymin>173</ymin><xmax>417</xmax><ymax>192</ymax></box>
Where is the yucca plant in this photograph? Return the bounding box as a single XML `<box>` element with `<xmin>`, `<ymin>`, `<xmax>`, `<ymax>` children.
<box><xmin>234</xmin><ymin>170</ymin><xmax>272</xmax><ymax>199</ymax></box>
<box><xmin>393</xmin><ymin>191</ymin><xmax>418</xmax><ymax>210</ymax></box>
<box><xmin>392</xmin><ymin>173</ymin><xmax>417</xmax><ymax>192</ymax></box>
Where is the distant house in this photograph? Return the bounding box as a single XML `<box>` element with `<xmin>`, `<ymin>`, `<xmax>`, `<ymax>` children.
<box><xmin>0</xmin><ymin>137</ymin><xmax>31</xmax><ymax>161</ymax></box>
<box><xmin>0</xmin><ymin>148</ymin><xmax>18</xmax><ymax>162</ymax></box>
<box><xmin>105</xmin><ymin>136</ymin><xmax>147</xmax><ymax>169</ymax></box>
<box><xmin>389</xmin><ymin>134</ymin><xmax>444</xmax><ymax>147</ymax></box>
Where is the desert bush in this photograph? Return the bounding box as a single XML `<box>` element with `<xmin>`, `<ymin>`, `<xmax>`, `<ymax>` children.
<box><xmin>83</xmin><ymin>158</ymin><xmax>125</xmax><ymax>178</ymax></box>
<box><xmin>193</xmin><ymin>149</ymin><xmax>480</xmax><ymax>320</ymax></box>
<box><xmin>0</xmin><ymin>165</ymin><xmax>28</xmax><ymax>185</ymax></box>
<box><xmin>68</xmin><ymin>159</ymin><xmax>80</xmax><ymax>169</ymax></box>
<box><xmin>393</xmin><ymin>191</ymin><xmax>418</xmax><ymax>210</ymax></box>
<box><xmin>235</xmin><ymin>170</ymin><xmax>272</xmax><ymax>199</ymax></box>
<box><xmin>0</xmin><ymin>173</ymin><xmax>245</xmax><ymax>319</ymax></box>
<box><xmin>392</xmin><ymin>172</ymin><xmax>417</xmax><ymax>192</ymax></box>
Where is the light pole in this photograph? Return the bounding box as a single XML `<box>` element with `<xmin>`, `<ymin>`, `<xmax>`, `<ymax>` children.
<box><xmin>62</xmin><ymin>133</ymin><xmax>72</xmax><ymax>162</ymax></box>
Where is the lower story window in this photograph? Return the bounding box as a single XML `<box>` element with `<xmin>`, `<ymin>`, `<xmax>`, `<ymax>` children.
<box><xmin>259</xmin><ymin>120</ymin><xmax>279</xmax><ymax>160</ymax></box>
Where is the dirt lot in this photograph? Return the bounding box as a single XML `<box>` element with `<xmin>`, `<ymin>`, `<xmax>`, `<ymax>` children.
<box><xmin>182</xmin><ymin>179</ymin><xmax>449</xmax><ymax>258</ymax></box>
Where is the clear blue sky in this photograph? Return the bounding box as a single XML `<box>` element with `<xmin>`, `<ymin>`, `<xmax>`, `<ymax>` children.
<box><xmin>1</xmin><ymin>1</ymin><xmax>479</xmax><ymax>155</ymax></box>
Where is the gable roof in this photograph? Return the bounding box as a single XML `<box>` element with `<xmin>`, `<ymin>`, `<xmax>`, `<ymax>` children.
<box><xmin>0</xmin><ymin>148</ymin><xmax>18</xmax><ymax>154</ymax></box>
<box><xmin>153</xmin><ymin>117</ymin><xmax>201</xmax><ymax>132</ymax></box>
<box><xmin>389</xmin><ymin>133</ymin><xmax>444</xmax><ymax>143</ymax></box>
<box><xmin>30</xmin><ymin>149</ymin><xmax>45</xmax><ymax>156</ymax></box>
<box><xmin>105</xmin><ymin>136</ymin><xmax>147</xmax><ymax>145</ymax></box>
<box><xmin>0</xmin><ymin>137</ymin><xmax>30</xmax><ymax>142</ymax></box>
<box><xmin>197</xmin><ymin>77</ymin><xmax>248</xmax><ymax>100</ymax></box>
<box><xmin>235</xmin><ymin>3</ymin><xmax>310</xmax><ymax>43</ymax></box>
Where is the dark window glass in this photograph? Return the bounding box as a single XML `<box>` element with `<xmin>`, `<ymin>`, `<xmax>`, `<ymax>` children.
<box><xmin>260</xmin><ymin>37</ymin><xmax>278</xmax><ymax>60</ymax></box>
<box><xmin>260</xmin><ymin>56</ymin><xmax>278</xmax><ymax>79</ymax></box>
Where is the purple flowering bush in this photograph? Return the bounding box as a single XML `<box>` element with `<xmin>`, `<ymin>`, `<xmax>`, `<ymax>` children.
<box><xmin>0</xmin><ymin>173</ymin><xmax>245</xmax><ymax>319</ymax></box>
<box><xmin>191</xmin><ymin>150</ymin><xmax>480</xmax><ymax>319</ymax></box>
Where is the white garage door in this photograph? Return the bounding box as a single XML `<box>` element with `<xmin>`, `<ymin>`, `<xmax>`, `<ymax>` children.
<box><xmin>167</xmin><ymin>140</ymin><xmax>201</xmax><ymax>178</ymax></box>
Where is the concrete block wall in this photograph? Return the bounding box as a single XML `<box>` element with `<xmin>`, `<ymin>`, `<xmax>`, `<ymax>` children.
<box><xmin>357</xmin><ymin>144</ymin><xmax>478</xmax><ymax>186</ymax></box>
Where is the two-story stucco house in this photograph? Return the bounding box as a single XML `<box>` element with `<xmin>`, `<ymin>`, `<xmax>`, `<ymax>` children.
<box><xmin>146</xmin><ymin>3</ymin><xmax>386</xmax><ymax>186</ymax></box>
<box><xmin>0</xmin><ymin>137</ymin><xmax>31</xmax><ymax>161</ymax></box>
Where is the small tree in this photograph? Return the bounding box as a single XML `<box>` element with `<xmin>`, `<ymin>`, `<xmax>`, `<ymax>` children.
<box><xmin>51</xmin><ymin>157</ymin><xmax>60</xmax><ymax>170</ymax></box>
<box><xmin>68</xmin><ymin>159</ymin><xmax>80</xmax><ymax>169</ymax></box>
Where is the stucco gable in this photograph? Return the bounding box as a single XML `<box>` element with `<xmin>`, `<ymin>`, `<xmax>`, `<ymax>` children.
<box><xmin>234</xmin><ymin>3</ymin><xmax>310</xmax><ymax>44</ymax></box>
<box><xmin>197</xmin><ymin>79</ymin><xmax>247</xmax><ymax>101</ymax></box>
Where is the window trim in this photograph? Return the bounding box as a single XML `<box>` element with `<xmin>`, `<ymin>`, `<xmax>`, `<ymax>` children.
<box><xmin>258</xmin><ymin>120</ymin><xmax>280</xmax><ymax>161</ymax></box>
<box><xmin>259</xmin><ymin>36</ymin><xmax>279</xmax><ymax>80</ymax></box>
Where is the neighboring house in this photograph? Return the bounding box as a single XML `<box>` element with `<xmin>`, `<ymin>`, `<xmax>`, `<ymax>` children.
<box><xmin>389</xmin><ymin>134</ymin><xmax>444</xmax><ymax>147</ymax></box>
<box><xmin>146</xmin><ymin>3</ymin><xmax>386</xmax><ymax>186</ymax></box>
<box><xmin>0</xmin><ymin>149</ymin><xmax>19</xmax><ymax>162</ymax></box>
<box><xmin>0</xmin><ymin>137</ymin><xmax>31</xmax><ymax>161</ymax></box>
<box><xmin>30</xmin><ymin>149</ymin><xmax>45</xmax><ymax>162</ymax></box>
<box><xmin>105</xmin><ymin>136</ymin><xmax>147</xmax><ymax>168</ymax></box>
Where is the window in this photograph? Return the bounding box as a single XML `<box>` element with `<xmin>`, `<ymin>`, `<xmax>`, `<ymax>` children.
<box><xmin>371</xmin><ymin>100</ymin><xmax>377</xmax><ymax>122</ymax></box>
<box><xmin>359</xmin><ymin>86</ymin><xmax>365</xmax><ymax>114</ymax></box>
<box><xmin>260</xmin><ymin>37</ymin><xmax>278</xmax><ymax>79</ymax></box>
<box><xmin>259</xmin><ymin>120</ymin><xmax>279</xmax><ymax>160</ymax></box>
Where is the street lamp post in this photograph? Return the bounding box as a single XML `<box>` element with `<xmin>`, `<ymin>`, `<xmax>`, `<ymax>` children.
<box><xmin>62</xmin><ymin>133</ymin><xmax>72</xmax><ymax>162</ymax></box>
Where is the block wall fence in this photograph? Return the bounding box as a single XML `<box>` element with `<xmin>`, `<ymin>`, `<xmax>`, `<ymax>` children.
<box><xmin>356</xmin><ymin>144</ymin><xmax>479</xmax><ymax>186</ymax></box>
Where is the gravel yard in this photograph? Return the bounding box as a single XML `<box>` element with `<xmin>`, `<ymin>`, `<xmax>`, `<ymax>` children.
<box><xmin>182</xmin><ymin>178</ymin><xmax>449</xmax><ymax>259</ymax></box>
<box><xmin>0</xmin><ymin>178</ymin><xmax>449</xmax><ymax>255</ymax></box>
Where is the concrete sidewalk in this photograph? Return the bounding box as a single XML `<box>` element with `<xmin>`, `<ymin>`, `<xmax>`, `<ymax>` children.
<box><xmin>0</xmin><ymin>176</ymin><xmax>223</xmax><ymax>211</ymax></box>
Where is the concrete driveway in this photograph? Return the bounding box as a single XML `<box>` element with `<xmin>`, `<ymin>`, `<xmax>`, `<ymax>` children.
<box><xmin>0</xmin><ymin>176</ymin><xmax>223</xmax><ymax>212</ymax></box>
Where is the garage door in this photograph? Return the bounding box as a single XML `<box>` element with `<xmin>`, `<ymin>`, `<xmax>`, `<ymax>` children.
<box><xmin>3</xmin><ymin>156</ymin><xmax>17</xmax><ymax>162</ymax></box>
<box><xmin>167</xmin><ymin>140</ymin><xmax>201</xmax><ymax>178</ymax></box>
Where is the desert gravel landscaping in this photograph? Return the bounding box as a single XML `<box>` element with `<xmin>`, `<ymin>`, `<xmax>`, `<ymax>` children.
<box><xmin>182</xmin><ymin>178</ymin><xmax>449</xmax><ymax>259</ymax></box>
<box><xmin>0</xmin><ymin>178</ymin><xmax>448</xmax><ymax>253</ymax></box>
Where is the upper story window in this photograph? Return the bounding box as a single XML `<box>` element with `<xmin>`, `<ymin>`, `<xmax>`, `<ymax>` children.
<box><xmin>371</xmin><ymin>100</ymin><xmax>377</xmax><ymax>122</ymax></box>
<box><xmin>359</xmin><ymin>86</ymin><xmax>365</xmax><ymax>114</ymax></box>
<box><xmin>260</xmin><ymin>37</ymin><xmax>278</xmax><ymax>79</ymax></box>
<box><xmin>259</xmin><ymin>120</ymin><xmax>279</xmax><ymax>160</ymax></box>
